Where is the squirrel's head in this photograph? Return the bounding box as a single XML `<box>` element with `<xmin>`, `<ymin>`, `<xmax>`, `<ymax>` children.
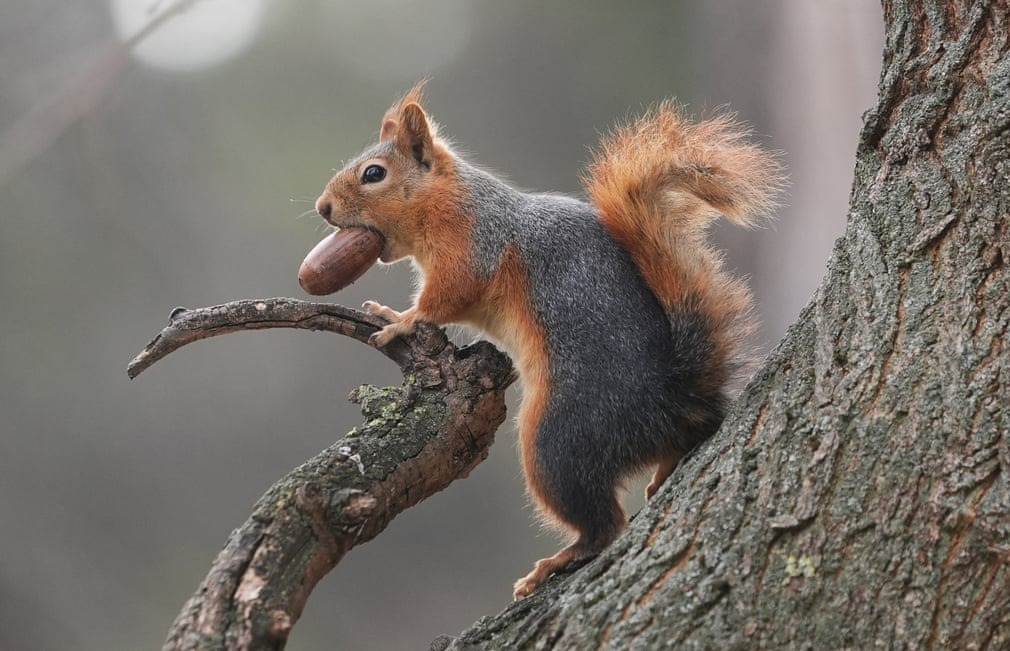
<box><xmin>315</xmin><ymin>83</ymin><xmax>458</xmax><ymax>265</ymax></box>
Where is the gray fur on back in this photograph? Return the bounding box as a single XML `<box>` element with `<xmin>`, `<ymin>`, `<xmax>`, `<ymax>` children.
<box><xmin>457</xmin><ymin>160</ymin><xmax>720</xmax><ymax>524</ymax></box>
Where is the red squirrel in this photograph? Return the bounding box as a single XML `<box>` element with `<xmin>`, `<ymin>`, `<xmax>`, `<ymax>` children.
<box><xmin>314</xmin><ymin>84</ymin><xmax>782</xmax><ymax>598</ymax></box>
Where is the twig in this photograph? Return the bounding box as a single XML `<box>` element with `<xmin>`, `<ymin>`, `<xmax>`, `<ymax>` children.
<box><xmin>127</xmin><ymin>298</ymin><xmax>410</xmax><ymax>378</ymax></box>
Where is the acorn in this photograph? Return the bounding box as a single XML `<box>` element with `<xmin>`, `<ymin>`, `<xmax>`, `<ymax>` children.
<box><xmin>298</xmin><ymin>227</ymin><xmax>384</xmax><ymax>295</ymax></box>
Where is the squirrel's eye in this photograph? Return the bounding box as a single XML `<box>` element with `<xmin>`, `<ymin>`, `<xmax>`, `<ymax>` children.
<box><xmin>361</xmin><ymin>164</ymin><xmax>387</xmax><ymax>184</ymax></box>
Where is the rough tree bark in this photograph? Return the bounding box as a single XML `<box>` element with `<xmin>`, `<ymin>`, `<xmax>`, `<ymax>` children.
<box><xmin>443</xmin><ymin>0</ymin><xmax>1009</xmax><ymax>648</ymax></box>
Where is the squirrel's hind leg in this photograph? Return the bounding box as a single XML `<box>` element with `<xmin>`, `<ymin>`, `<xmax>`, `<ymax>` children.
<box><xmin>513</xmin><ymin>539</ymin><xmax>597</xmax><ymax>600</ymax></box>
<box><xmin>512</xmin><ymin>493</ymin><xmax>624</xmax><ymax>599</ymax></box>
<box><xmin>645</xmin><ymin>450</ymin><xmax>684</xmax><ymax>499</ymax></box>
<box><xmin>509</xmin><ymin>532</ymin><xmax>610</xmax><ymax>597</ymax></box>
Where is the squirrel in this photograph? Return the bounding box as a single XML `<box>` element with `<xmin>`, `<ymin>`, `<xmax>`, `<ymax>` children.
<box><xmin>313</xmin><ymin>84</ymin><xmax>782</xmax><ymax>599</ymax></box>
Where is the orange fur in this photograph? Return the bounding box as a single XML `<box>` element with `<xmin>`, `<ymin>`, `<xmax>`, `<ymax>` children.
<box><xmin>464</xmin><ymin>246</ymin><xmax>554</xmax><ymax>530</ymax></box>
<box><xmin>318</xmin><ymin>83</ymin><xmax>484</xmax><ymax>333</ymax></box>
<box><xmin>584</xmin><ymin>103</ymin><xmax>783</xmax><ymax>392</ymax></box>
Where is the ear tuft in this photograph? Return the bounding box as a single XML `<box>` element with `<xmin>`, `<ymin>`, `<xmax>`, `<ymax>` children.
<box><xmin>378</xmin><ymin>80</ymin><xmax>429</xmax><ymax>142</ymax></box>
<box><xmin>400</xmin><ymin>80</ymin><xmax>428</xmax><ymax>107</ymax></box>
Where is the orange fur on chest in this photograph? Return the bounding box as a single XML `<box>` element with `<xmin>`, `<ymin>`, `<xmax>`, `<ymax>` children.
<box><xmin>415</xmin><ymin>227</ymin><xmax>555</xmax><ymax>527</ymax></box>
<box><xmin>465</xmin><ymin>247</ymin><xmax>556</xmax><ymax>526</ymax></box>
<box><xmin>407</xmin><ymin>178</ymin><xmax>488</xmax><ymax>324</ymax></box>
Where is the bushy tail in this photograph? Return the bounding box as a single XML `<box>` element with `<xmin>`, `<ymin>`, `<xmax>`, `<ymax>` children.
<box><xmin>584</xmin><ymin>102</ymin><xmax>784</xmax><ymax>388</ymax></box>
<box><xmin>584</xmin><ymin>102</ymin><xmax>783</xmax><ymax>268</ymax></box>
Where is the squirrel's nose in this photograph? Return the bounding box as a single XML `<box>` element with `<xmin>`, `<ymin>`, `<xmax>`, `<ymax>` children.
<box><xmin>315</xmin><ymin>197</ymin><xmax>333</xmax><ymax>221</ymax></box>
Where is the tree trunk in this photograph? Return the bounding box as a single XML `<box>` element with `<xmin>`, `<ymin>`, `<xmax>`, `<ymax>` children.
<box><xmin>446</xmin><ymin>1</ymin><xmax>1010</xmax><ymax>648</ymax></box>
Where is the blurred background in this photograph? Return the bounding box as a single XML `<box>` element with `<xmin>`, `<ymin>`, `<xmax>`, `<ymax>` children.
<box><xmin>0</xmin><ymin>1</ymin><xmax>882</xmax><ymax>649</ymax></box>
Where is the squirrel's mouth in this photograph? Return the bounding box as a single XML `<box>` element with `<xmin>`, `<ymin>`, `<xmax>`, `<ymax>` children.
<box><xmin>359</xmin><ymin>226</ymin><xmax>392</xmax><ymax>261</ymax></box>
<box><xmin>377</xmin><ymin>235</ymin><xmax>401</xmax><ymax>263</ymax></box>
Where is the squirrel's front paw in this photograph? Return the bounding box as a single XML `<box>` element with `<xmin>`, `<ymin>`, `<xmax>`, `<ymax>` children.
<box><xmin>369</xmin><ymin>322</ymin><xmax>410</xmax><ymax>347</ymax></box>
<box><xmin>364</xmin><ymin>301</ymin><xmax>416</xmax><ymax>346</ymax></box>
<box><xmin>363</xmin><ymin>300</ymin><xmax>402</xmax><ymax>322</ymax></box>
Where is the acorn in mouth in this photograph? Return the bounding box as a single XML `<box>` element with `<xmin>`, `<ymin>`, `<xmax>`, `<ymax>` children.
<box><xmin>297</xmin><ymin>227</ymin><xmax>384</xmax><ymax>296</ymax></box>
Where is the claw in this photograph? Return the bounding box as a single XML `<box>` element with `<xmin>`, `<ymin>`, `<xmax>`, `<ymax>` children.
<box><xmin>363</xmin><ymin>300</ymin><xmax>401</xmax><ymax>322</ymax></box>
<box><xmin>369</xmin><ymin>324</ymin><xmax>399</xmax><ymax>347</ymax></box>
<box><xmin>362</xmin><ymin>301</ymin><xmax>417</xmax><ymax>346</ymax></box>
<box><xmin>512</xmin><ymin>577</ymin><xmax>537</xmax><ymax>600</ymax></box>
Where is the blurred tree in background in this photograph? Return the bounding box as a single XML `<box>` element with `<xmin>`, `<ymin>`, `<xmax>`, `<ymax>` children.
<box><xmin>0</xmin><ymin>2</ymin><xmax>880</xmax><ymax>649</ymax></box>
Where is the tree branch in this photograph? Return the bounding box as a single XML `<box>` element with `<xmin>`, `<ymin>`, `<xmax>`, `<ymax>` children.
<box><xmin>127</xmin><ymin>298</ymin><xmax>412</xmax><ymax>378</ymax></box>
<box><xmin>128</xmin><ymin>298</ymin><xmax>514</xmax><ymax>650</ymax></box>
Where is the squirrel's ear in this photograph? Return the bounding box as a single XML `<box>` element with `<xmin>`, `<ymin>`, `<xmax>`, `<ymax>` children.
<box><xmin>379</xmin><ymin>80</ymin><xmax>424</xmax><ymax>141</ymax></box>
<box><xmin>395</xmin><ymin>102</ymin><xmax>433</xmax><ymax>168</ymax></box>
<box><xmin>379</xmin><ymin>103</ymin><xmax>399</xmax><ymax>141</ymax></box>
<box><xmin>379</xmin><ymin>117</ymin><xmax>398</xmax><ymax>142</ymax></box>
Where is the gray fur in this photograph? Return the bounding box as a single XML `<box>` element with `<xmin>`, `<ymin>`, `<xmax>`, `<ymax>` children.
<box><xmin>458</xmin><ymin>160</ymin><xmax>724</xmax><ymax>550</ymax></box>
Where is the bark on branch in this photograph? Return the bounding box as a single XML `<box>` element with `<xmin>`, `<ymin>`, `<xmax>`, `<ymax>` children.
<box><xmin>128</xmin><ymin>298</ymin><xmax>514</xmax><ymax>650</ymax></box>
<box><xmin>128</xmin><ymin>299</ymin><xmax>411</xmax><ymax>379</ymax></box>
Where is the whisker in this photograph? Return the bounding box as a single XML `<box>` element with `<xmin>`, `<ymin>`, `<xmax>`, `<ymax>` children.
<box><xmin>294</xmin><ymin>207</ymin><xmax>320</xmax><ymax>221</ymax></box>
